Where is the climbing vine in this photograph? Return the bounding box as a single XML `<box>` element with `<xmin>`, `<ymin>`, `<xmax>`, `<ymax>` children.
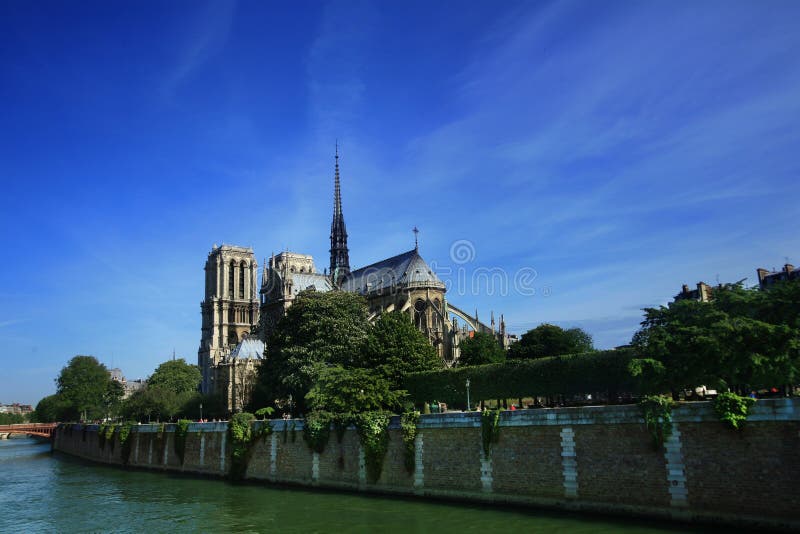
<box><xmin>303</xmin><ymin>411</ymin><xmax>332</xmax><ymax>454</ymax></box>
<box><xmin>174</xmin><ymin>419</ymin><xmax>191</xmax><ymax>465</ymax></box>
<box><xmin>119</xmin><ymin>423</ymin><xmax>134</xmax><ymax>466</ymax></box>
<box><xmin>400</xmin><ymin>410</ymin><xmax>420</xmax><ymax>474</ymax></box>
<box><xmin>333</xmin><ymin>413</ymin><xmax>353</xmax><ymax>443</ymax></box>
<box><xmin>98</xmin><ymin>424</ymin><xmax>108</xmax><ymax>450</ymax></box>
<box><xmin>107</xmin><ymin>424</ymin><xmax>118</xmax><ymax>453</ymax></box>
<box><xmin>638</xmin><ymin>395</ymin><xmax>675</xmax><ymax>449</ymax></box>
<box><xmin>481</xmin><ymin>409</ymin><xmax>501</xmax><ymax>459</ymax></box>
<box><xmin>714</xmin><ymin>392</ymin><xmax>755</xmax><ymax>430</ymax></box>
<box><xmin>228</xmin><ymin>413</ymin><xmax>272</xmax><ymax>480</ymax></box>
<box><xmin>356</xmin><ymin>411</ymin><xmax>390</xmax><ymax>483</ymax></box>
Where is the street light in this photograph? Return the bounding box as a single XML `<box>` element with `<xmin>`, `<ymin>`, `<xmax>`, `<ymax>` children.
<box><xmin>199</xmin><ymin>403</ymin><xmax>203</xmax><ymax>423</ymax></box>
<box><xmin>466</xmin><ymin>378</ymin><xmax>471</xmax><ymax>411</ymax></box>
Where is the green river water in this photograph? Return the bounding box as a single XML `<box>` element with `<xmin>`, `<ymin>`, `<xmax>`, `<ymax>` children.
<box><xmin>0</xmin><ymin>437</ymin><xmax>717</xmax><ymax>533</ymax></box>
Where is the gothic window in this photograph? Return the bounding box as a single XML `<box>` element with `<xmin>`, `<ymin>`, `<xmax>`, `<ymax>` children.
<box><xmin>239</xmin><ymin>261</ymin><xmax>245</xmax><ymax>299</ymax></box>
<box><xmin>414</xmin><ymin>299</ymin><xmax>427</xmax><ymax>331</ymax></box>
<box><xmin>229</xmin><ymin>260</ymin><xmax>235</xmax><ymax>297</ymax></box>
<box><xmin>432</xmin><ymin>299</ymin><xmax>442</xmax><ymax>331</ymax></box>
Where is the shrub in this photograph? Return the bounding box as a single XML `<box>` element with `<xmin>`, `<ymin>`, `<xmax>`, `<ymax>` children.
<box><xmin>714</xmin><ymin>392</ymin><xmax>755</xmax><ymax>430</ymax></box>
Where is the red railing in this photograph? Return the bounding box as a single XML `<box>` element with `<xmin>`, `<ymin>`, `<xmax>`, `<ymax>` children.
<box><xmin>0</xmin><ymin>423</ymin><xmax>58</xmax><ymax>438</ymax></box>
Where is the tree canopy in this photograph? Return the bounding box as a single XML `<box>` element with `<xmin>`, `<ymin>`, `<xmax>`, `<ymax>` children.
<box><xmin>256</xmin><ymin>290</ymin><xmax>371</xmax><ymax>413</ymax></box>
<box><xmin>631</xmin><ymin>281</ymin><xmax>800</xmax><ymax>395</ymax></box>
<box><xmin>55</xmin><ymin>355</ymin><xmax>120</xmax><ymax>421</ymax></box>
<box><xmin>509</xmin><ymin>324</ymin><xmax>595</xmax><ymax>359</ymax></box>
<box><xmin>362</xmin><ymin>311</ymin><xmax>443</xmax><ymax>388</ymax></box>
<box><xmin>254</xmin><ymin>291</ymin><xmax>445</xmax><ymax>415</ymax></box>
<box><xmin>458</xmin><ymin>332</ymin><xmax>506</xmax><ymax>366</ymax></box>
<box><xmin>148</xmin><ymin>359</ymin><xmax>201</xmax><ymax>395</ymax></box>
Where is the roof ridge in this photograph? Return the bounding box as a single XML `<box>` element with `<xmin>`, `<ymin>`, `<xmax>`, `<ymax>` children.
<box><xmin>348</xmin><ymin>248</ymin><xmax>418</xmax><ymax>274</ymax></box>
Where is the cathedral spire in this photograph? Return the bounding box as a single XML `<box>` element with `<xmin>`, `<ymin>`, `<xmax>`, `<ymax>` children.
<box><xmin>330</xmin><ymin>143</ymin><xmax>350</xmax><ymax>285</ymax></box>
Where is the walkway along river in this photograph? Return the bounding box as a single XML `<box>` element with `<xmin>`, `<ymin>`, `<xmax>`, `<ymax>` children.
<box><xmin>1</xmin><ymin>436</ymin><xmax>716</xmax><ymax>533</ymax></box>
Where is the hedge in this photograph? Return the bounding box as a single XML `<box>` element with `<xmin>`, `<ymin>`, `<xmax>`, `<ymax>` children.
<box><xmin>404</xmin><ymin>348</ymin><xmax>640</xmax><ymax>405</ymax></box>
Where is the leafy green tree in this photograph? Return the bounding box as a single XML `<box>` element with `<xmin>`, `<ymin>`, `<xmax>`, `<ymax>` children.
<box><xmin>56</xmin><ymin>355</ymin><xmax>116</xmax><ymax>421</ymax></box>
<box><xmin>632</xmin><ymin>281</ymin><xmax>800</xmax><ymax>396</ymax></box>
<box><xmin>458</xmin><ymin>332</ymin><xmax>506</xmax><ymax>366</ymax></box>
<box><xmin>305</xmin><ymin>366</ymin><xmax>402</xmax><ymax>414</ymax></box>
<box><xmin>256</xmin><ymin>291</ymin><xmax>370</xmax><ymax>413</ymax></box>
<box><xmin>0</xmin><ymin>413</ymin><xmax>26</xmax><ymax>425</ymax></box>
<box><xmin>147</xmin><ymin>359</ymin><xmax>201</xmax><ymax>395</ymax></box>
<box><xmin>509</xmin><ymin>324</ymin><xmax>595</xmax><ymax>359</ymax></box>
<box><xmin>33</xmin><ymin>394</ymin><xmax>73</xmax><ymax>422</ymax></box>
<box><xmin>363</xmin><ymin>311</ymin><xmax>443</xmax><ymax>389</ymax></box>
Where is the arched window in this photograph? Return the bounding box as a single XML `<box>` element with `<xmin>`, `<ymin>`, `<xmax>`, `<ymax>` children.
<box><xmin>414</xmin><ymin>299</ymin><xmax>427</xmax><ymax>331</ymax></box>
<box><xmin>239</xmin><ymin>261</ymin><xmax>246</xmax><ymax>298</ymax></box>
<box><xmin>229</xmin><ymin>260</ymin><xmax>235</xmax><ymax>297</ymax></box>
<box><xmin>432</xmin><ymin>299</ymin><xmax>442</xmax><ymax>331</ymax></box>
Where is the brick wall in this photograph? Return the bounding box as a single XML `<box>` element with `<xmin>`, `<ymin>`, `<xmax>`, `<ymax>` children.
<box><xmin>53</xmin><ymin>398</ymin><xmax>800</xmax><ymax>529</ymax></box>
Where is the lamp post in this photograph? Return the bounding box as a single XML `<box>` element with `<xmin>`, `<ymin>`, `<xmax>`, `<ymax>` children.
<box><xmin>466</xmin><ymin>378</ymin><xmax>471</xmax><ymax>411</ymax></box>
<box><xmin>199</xmin><ymin>403</ymin><xmax>203</xmax><ymax>423</ymax></box>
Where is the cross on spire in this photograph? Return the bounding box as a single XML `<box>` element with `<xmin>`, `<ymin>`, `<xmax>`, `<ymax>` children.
<box><xmin>413</xmin><ymin>226</ymin><xmax>419</xmax><ymax>251</ymax></box>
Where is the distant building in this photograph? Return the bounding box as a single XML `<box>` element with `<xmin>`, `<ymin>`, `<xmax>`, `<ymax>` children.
<box><xmin>108</xmin><ymin>368</ymin><xmax>146</xmax><ymax>399</ymax></box>
<box><xmin>0</xmin><ymin>403</ymin><xmax>33</xmax><ymax>415</ymax></box>
<box><xmin>674</xmin><ymin>282</ymin><xmax>714</xmax><ymax>302</ymax></box>
<box><xmin>757</xmin><ymin>263</ymin><xmax>799</xmax><ymax>289</ymax></box>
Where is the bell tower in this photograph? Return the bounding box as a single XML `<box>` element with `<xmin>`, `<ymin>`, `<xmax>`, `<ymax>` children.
<box><xmin>198</xmin><ymin>244</ymin><xmax>259</xmax><ymax>394</ymax></box>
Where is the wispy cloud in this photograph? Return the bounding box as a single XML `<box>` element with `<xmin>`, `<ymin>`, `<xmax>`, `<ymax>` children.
<box><xmin>161</xmin><ymin>1</ymin><xmax>237</xmax><ymax>99</ymax></box>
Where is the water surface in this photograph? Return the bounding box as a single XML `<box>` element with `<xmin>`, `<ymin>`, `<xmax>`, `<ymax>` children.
<box><xmin>0</xmin><ymin>438</ymin><xmax>711</xmax><ymax>533</ymax></box>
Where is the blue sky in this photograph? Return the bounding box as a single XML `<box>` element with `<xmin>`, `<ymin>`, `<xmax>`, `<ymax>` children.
<box><xmin>1</xmin><ymin>1</ymin><xmax>798</xmax><ymax>405</ymax></box>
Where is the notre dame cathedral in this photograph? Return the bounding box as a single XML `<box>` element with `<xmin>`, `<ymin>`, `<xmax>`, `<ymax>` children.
<box><xmin>198</xmin><ymin>149</ymin><xmax>512</xmax><ymax>412</ymax></box>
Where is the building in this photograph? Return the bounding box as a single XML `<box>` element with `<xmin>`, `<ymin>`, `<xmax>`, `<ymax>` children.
<box><xmin>108</xmin><ymin>368</ymin><xmax>146</xmax><ymax>399</ymax></box>
<box><xmin>674</xmin><ymin>282</ymin><xmax>714</xmax><ymax>302</ymax></box>
<box><xmin>198</xmin><ymin>245</ymin><xmax>260</xmax><ymax>394</ymax></box>
<box><xmin>199</xmin><ymin>148</ymin><xmax>512</xmax><ymax>411</ymax></box>
<box><xmin>757</xmin><ymin>263</ymin><xmax>799</xmax><ymax>289</ymax></box>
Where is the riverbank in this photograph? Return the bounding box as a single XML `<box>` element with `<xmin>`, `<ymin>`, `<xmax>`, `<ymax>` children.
<box><xmin>54</xmin><ymin>399</ymin><xmax>800</xmax><ymax>530</ymax></box>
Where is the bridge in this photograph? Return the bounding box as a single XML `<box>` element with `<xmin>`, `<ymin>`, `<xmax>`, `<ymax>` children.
<box><xmin>0</xmin><ymin>423</ymin><xmax>58</xmax><ymax>439</ymax></box>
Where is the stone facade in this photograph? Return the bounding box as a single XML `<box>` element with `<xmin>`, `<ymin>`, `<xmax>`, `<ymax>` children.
<box><xmin>198</xmin><ymin>245</ymin><xmax>259</xmax><ymax>394</ymax></box>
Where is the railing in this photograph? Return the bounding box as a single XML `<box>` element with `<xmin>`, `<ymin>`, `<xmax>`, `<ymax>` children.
<box><xmin>0</xmin><ymin>423</ymin><xmax>58</xmax><ymax>438</ymax></box>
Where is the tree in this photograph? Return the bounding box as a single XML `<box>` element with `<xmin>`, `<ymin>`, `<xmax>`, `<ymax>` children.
<box><xmin>255</xmin><ymin>290</ymin><xmax>370</xmax><ymax>413</ymax></box>
<box><xmin>305</xmin><ymin>366</ymin><xmax>402</xmax><ymax>414</ymax></box>
<box><xmin>458</xmin><ymin>332</ymin><xmax>506</xmax><ymax>366</ymax></box>
<box><xmin>362</xmin><ymin>311</ymin><xmax>443</xmax><ymax>389</ymax></box>
<box><xmin>631</xmin><ymin>281</ymin><xmax>800</xmax><ymax>396</ymax></box>
<box><xmin>33</xmin><ymin>394</ymin><xmax>73</xmax><ymax>423</ymax></box>
<box><xmin>509</xmin><ymin>324</ymin><xmax>595</xmax><ymax>359</ymax></box>
<box><xmin>56</xmin><ymin>355</ymin><xmax>116</xmax><ymax>421</ymax></box>
<box><xmin>148</xmin><ymin>359</ymin><xmax>201</xmax><ymax>395</ymax></box>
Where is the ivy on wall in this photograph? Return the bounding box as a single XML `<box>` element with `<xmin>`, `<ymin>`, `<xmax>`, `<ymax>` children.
<box><xmin>400</xmin><ymin>410</ymin><xmax>419</xmax><ymax>474</ymax></box>
<box><xmin>714</xmin><ymin>392</ymin><xmax>755</xmax><ymax>430</ymax></box>
<box><xmin>356</xmin><ymin>411</ymin><xmax>390</xmax><ymax>483</ymax></box>
<box><xmin>638</xmin><ymin>395</ymin><xmax>675</xmax><ymax>449</ymax></box>
<box><xmin>481</xmin><ymin>409</ymin><xmax>501</xmax><ymax>458</ymax></box>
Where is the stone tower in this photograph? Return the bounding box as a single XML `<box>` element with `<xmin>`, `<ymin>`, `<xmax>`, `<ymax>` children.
<box><xmin>198</xmin><ymin>244</ymin><xmax>259</xmax><ymax>394</ymax></box>
<box><xmin>329</xmin><ymin>145</ymin><xmax>350</xmax><ymax>286</ymax></box>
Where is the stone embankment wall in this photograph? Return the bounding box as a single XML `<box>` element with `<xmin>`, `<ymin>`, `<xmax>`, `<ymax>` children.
<box><xmin>54</xmin><ymin>399</ymin><xmax>800</xmax><ymax>529</ymax></box>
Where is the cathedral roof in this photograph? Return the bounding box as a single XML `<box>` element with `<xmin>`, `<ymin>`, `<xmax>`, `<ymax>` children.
<box><xmin>229</xmin><ymin>337</ymin><xmax>265</xmax><ymax>360</ymax></box>
<box><xmin>288</xmin><ymin>272</ymin><xmax>333</xmax><ymax>295</ymax></box>
<box><xmin>341</xmin><ymin>249</ymin><xmax>445</xmax><ymax>295</ymax></box>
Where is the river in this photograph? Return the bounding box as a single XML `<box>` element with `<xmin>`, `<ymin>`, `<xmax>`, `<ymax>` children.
<box><xmin>0</xmin><ymin>437</ymin><xmax>715</xmax><ymax>533</ymax></box>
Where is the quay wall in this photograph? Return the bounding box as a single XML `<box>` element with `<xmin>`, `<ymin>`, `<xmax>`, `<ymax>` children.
<box><xmin>53</xmin><ymin>399</ymin><xmax>800</xmax><ymax>529</ymax></box>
